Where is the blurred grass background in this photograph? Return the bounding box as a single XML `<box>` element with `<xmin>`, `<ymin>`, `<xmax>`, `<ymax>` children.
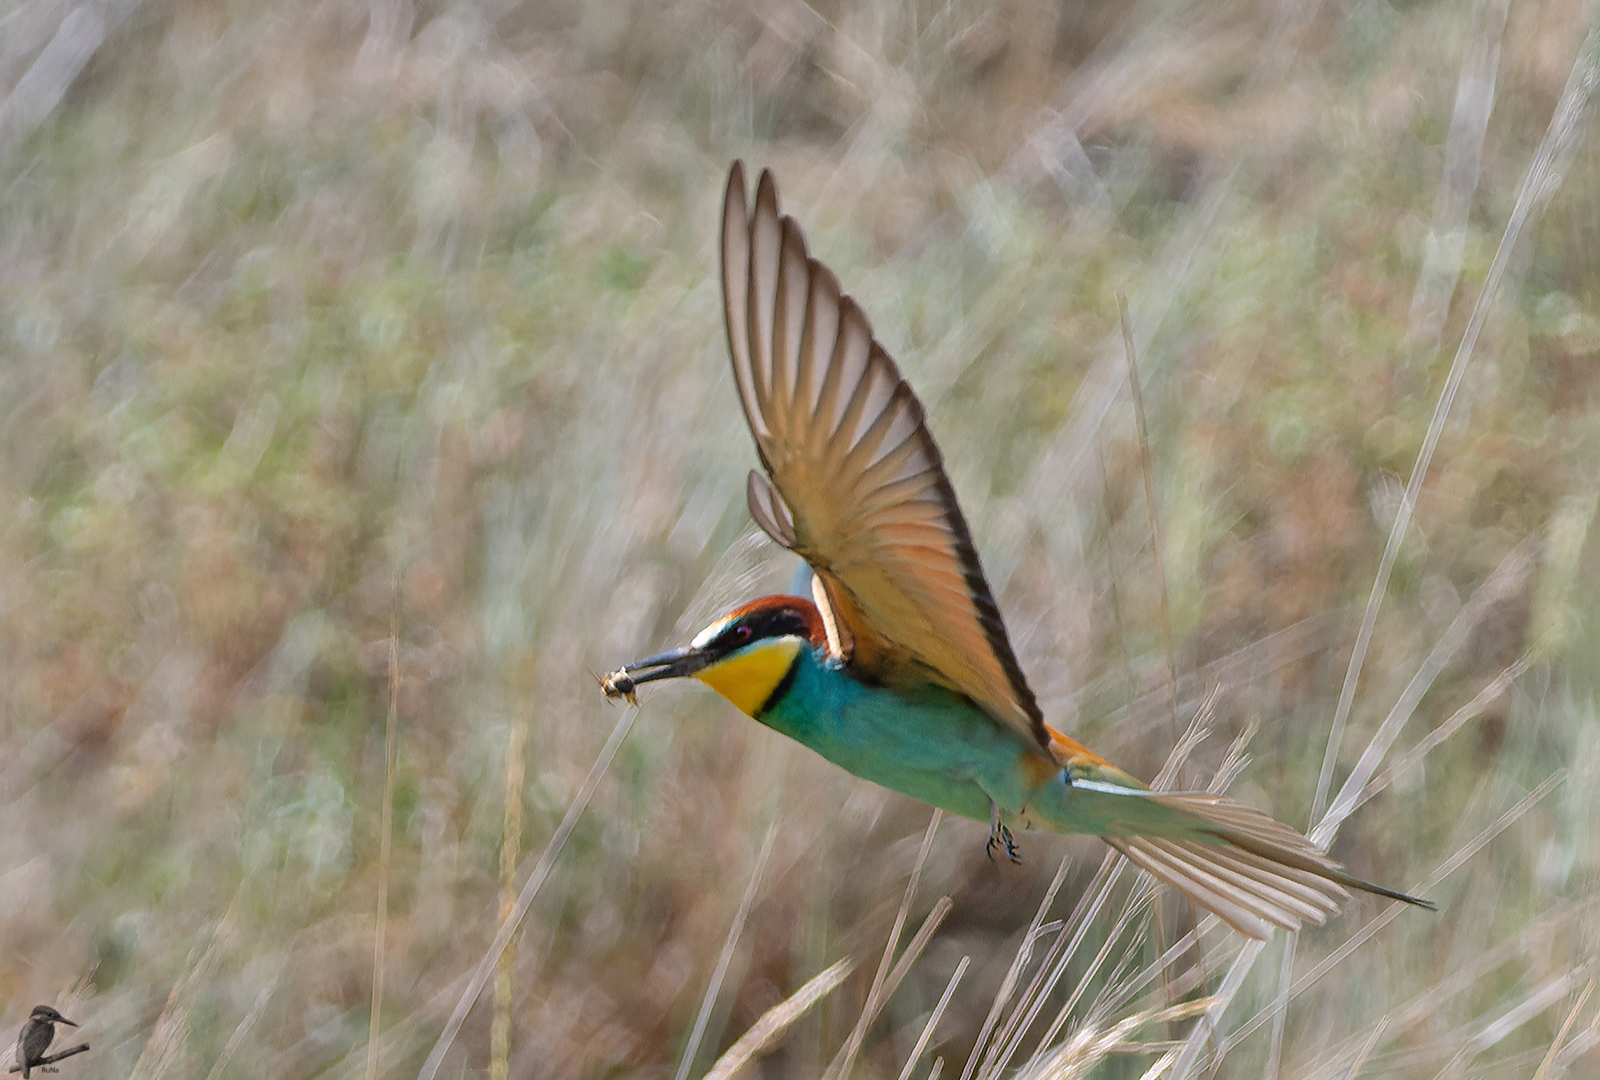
<box><xmin>2</xmin><ymin>0</ymin><xmax>1599</xmax><ymax>1076</ymax></box>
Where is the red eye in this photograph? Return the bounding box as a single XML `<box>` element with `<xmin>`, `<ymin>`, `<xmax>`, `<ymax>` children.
<box><xmin>736</xmin><ymin>625</ymin><xmax>752</xmax><ymax>641</ymax></box>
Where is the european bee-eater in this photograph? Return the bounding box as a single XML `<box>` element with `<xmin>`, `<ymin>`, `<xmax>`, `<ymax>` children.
<box><xmin>15</xmin><ymin>1006</ymin><xmax>75</xmax><ymax>1079</ymax></box>
<box><xmin>606</xmin><ymin>162</ymin><xmax>1432</xmax><ymax>939</ymax></box>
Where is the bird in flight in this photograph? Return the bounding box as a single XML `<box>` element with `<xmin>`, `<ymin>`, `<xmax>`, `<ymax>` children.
<box><xmin>604</xmin><ymin>162</ymin><xmax>1433</xmax><ymax>939</ymax></box>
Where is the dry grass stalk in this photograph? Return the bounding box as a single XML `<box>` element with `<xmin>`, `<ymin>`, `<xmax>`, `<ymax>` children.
<box><xmin>824</xmin><ymin>896</ymin><xmax>959</xmax><ymax>1080</ymax></box>
<box><xmin>1417</xmin><ymin>970</ymin><xmax>1582</xmax><ymax>1077</ymax></box>
<box><xmin>1262</xmin><ymin>932</ymin><xmax>1296</xmax><ymax>1080</ymax></box>
<box><xmin>1299</xmin><ymin>898</ymin><xmax>1600</xmax><ymax>1077</ymax></box>
<box><xmin>980</xmin><ymin>850</ymin><xmax>1134</xmax><ymax>1078</ymax></box>
<box><xmin>1028</xmin><ymin>888</ymin><xmax>1158</xmax><ymax>1058</ymax></box>
<box><xmin>1117</xmin><ymin>289</ymin><xmax>1178</xmax><ymax>747</ymax></box>
<box><xmin>1547</xmin><ymin>1004</ymin><xmax>1600</xmax><ymax>1074</ymax></box>
<box><xmin>1262</xmin><ymin>534</ymin><xmax>1534</xmax><ymax>1075</ymax></box>
<box><xmin>417</xmin><ymin>706</ymin><xmax>638</xmax><ymax>1080</ymax></box>
<box><xmin>319</xmin><ymin>971</ymin><xmax>476</xmax><ymax>1080</ymax></box>
<box><xmin>201</xmin><ymin>982</ymin><xmax>275</xmax><ymax>1080</ymax></box>
<box><xmin>366</xmin><ymin>569</ymin><xmax>401</xmax><ymax>1080</ymax></box>
<box><xmin>1213</xmin><ymin>770</ymin><xmax>1569</xmax><ymax>1063</ymax></box>
<box><xmin>959</xmin><ymin>856</ymin><xmax>1074</xmax><ymax>1080</ymax></box>
<box><xmin>673</xmin><ymin>824</ymin><xmax>778</xmax><ymax>1080</ymax></box>
<box><xmin>1337</xmin><ymin>1016</ymin><xmax>1390</xmax><ymax>1080</ymax></box>
<box><xmin>1312</xmin><ymin>537</ymin><xmax>1538</xmax><ymax>848</ymax></box>
<box><xmin>128</xmin><ymin>900</ymin><xmax>238</xmax><ymax>1080</ymax></box>
<box><xmin>1406</xmin><ymin>0</ymin><xmax>1509</xmax><ymax>351</ymax></box>
<box><xmin>1170</xmin><ymin>22</ymin><xmax>1600</xmax><ymax>1074</ymax></box>
<box><xmin>994</xmin><ymin>709</ymin><xmax>1216</xmax><ymax>1078</ymax></box>
<box><xmin>827</xmin><ymin>810</ymin><xmax>944</xmax><ymax>1080</ymax></box>
<box><xmin>1021</xmin><ymin>996</ymin><xmax>1217</xmax><ymax>1080</ymax></box>
<box><xmin>1261</xmin><ymin>535</ymin><xmax>1534</xmax><ymax>1079</ymax></box>
<box><xmin>1531</xmin><ymin>978</ymin><xmax>1596</xmax><ymax>1080</ymax></box>
<box><xmin>490</xmin><ymin>697</ymin><xmax>529</xmax><ymax>1080</ymax></box>
<box><xmin>1350</xmin><ymin>651</ymin><xmax>1537</xmax><ymax>818</ymax></box>
<box><xmin>1314</xmin><ymin>12</ymin><xmax>1600</xmax><ymax>825</ymax></box>
<box><xmin>894</xmin><ymin>956</ymin><xmax>971</xmax><ymax>1080</ymax></box>
<box><xmin>1096</xmin><ymin>925</ymin><xmax>1208</xmax><ymax>1021</ymax></box>
<box><xmin>702</xmin><ymin>958</ymin><xmax>857</xmax><ymax>1080</ymax></box>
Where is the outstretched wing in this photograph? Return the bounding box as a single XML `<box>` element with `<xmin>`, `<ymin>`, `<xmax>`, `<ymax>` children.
<box><xmin>720</xmin><ymin>161</ymin><xmax>1048</xmax><ymax>756</ymax></box>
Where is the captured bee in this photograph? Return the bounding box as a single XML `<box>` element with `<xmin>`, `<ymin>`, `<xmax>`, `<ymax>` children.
<box><xmin>599</xmin><ymin>668</ymin><xmax>638</xmax><ymax>706</ymax></box>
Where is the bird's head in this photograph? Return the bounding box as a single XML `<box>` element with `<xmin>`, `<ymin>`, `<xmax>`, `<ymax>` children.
<box><xmin>607</xmin><ymin>596</ymin><xmax>825</xmax><ymax>717</ymax></box>
<box><xmin>28</xmin><ymin>1006</ymin><xmax>73</xmax><ymax>1027</ymax></box>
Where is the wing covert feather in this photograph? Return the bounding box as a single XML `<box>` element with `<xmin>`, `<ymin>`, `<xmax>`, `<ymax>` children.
<box><xmin>719</xmin><ymin>162</ymin><xmax>1047</xmax><ymax>753</ymax></box>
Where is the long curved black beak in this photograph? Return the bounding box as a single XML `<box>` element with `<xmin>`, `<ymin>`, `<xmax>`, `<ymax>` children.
<box><xmin>619</xmin><ymin>646</ymin><xmax>713</xmax><ymax>685</ymax></box>
<box><xmin>600</xmin><ymin>644</ymin><xmax>714</xmax><ymax>703</ymax></box>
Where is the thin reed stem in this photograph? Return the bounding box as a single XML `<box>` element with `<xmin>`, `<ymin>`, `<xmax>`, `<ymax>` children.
<box><xmin>674</xmin><ymin>824</ymin><xmax>778</xmax><ymax>1080</ymax></box>
<box><xmin>417</xmin><ymin>706</ymin><xmax>638</xmax><ymax>1080</ymax></box>
<box><xmin>1314</xmin><ymin>15</ymin><xmax>1600</xmax><ymax>826</ymax></box>
<box><xmin>703</xmin><ymin>959</ymin><xmax>857</xmax><ymax>1080</ymax></box>
<box><xmin>490</xmin><ymin>693</ymin><xmax>530</xmax><ymax>1080</ymax></box>
<box><xmin>828</xmin><ymin>810</ymin><xmax>943</xmax><ymax>1080</ymax></box>
<box><xmin>1118</xmin><ymin>290</ymin><xmax>1179</xmax><ymax>749</ymax></box>
<box><xmin>367</xmin><ymin>568</ymin><xmax>400</xmax><ymax>1080</ymax></box>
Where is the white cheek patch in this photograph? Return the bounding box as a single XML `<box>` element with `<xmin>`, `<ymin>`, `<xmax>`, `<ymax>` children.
<box><xmin>691</xmin><ymin>618</ymin><xmax>731</xmax><ymax>650</ymax></box>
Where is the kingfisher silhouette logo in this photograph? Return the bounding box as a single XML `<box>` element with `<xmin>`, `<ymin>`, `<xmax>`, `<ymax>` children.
<box><xmin>9</xmin><ymin>1007</ymin><xmax>87</xmax><ymax>1078</ymax></box>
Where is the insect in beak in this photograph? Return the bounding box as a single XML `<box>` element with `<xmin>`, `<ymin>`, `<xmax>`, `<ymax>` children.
<box><xmin>598</xmin><ymin>668</ymin><xmax>638</xmax><ymax>706</ymax></box>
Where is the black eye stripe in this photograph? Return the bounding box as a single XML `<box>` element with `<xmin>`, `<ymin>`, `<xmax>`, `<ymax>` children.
<box><xmin>722</xmin><ymin>607</ymin><xmax>809</xmax><ymax>647</ymax></box>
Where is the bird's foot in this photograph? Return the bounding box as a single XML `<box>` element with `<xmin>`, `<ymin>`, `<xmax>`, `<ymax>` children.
<box><xmin>987</xmin><ymin>802</ymin><xmax>1021</xmax><ymax>864</ymax></box>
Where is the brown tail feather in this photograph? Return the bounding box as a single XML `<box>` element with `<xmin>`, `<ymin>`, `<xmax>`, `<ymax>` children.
<box><xmin>1107</xmin><ymin>837</ymin><xmax>1343</xmax><ymax>939</ymax></box>
<box><xmin>1101</xmin><ymin>791</ymin><xmax>1433</xmax><ymax>939</ymax></box>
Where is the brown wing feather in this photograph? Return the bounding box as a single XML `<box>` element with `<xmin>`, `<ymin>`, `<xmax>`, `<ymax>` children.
<box><xmin>720</xmin><ymin>162</ymin><xmax>1047</xmax><ymax>754</ymax></box>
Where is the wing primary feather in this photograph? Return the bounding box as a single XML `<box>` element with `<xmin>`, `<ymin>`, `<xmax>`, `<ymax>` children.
<box><xmin>843</xmin><ymin>379</ymin><xmax>920</xmax><ymax>474</ymax></box>
<box><xmin>846</xmin><ymin>387</ymin><xmax>924</xmax><ymax>480</ymax></box>
<box><xmin>931</xmin><ymin>463</ymin><xmax>1047</xmax><ymax>732</ymax></box>
<box><xmin>747</xmin><ymin>171</ymin><xmax>784</xmax><ymax>424</ymax></box>
<box><xmin>858</xmin><ymin>448</ymin><xmax>938</xmax><ymax>498</ymax></box>
<box><xmin>771</xmin><ymin>217</ymin><xmax>811</xmax><ymax>444</ymax></box>
<box><xmin>721</xmin><ymin>162</ymin><xmax>765</xmax><ymax>439</ymax></box>
<box><xmin>747</xmin><ymin>470</ymin><xmax>799</xmax><ymax>549</ymax></box>
<box><xmin>819</xmin><ymin>300</ymin><xmax>874</xmax><ymax>456</ymax></box>
<box><xmin>797</xmin><ymin>257</ymin><xmax>835</xmax><ymax>433</ymax></box>
<box><xmin>829</xmin><ymin>345</ymin><xmax>890</xmax><ymax>464</ymax></box>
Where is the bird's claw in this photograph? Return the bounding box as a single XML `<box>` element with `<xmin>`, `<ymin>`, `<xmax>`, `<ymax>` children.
<box><xmin>985</xmin><ymin>826</ymin><xmax>1021</xmax><ymax>864</ymax></box>
<box><xmin>986</xmin><ymin>810</ymin><xmax>1021</xmax><ymax>864</ymax></box>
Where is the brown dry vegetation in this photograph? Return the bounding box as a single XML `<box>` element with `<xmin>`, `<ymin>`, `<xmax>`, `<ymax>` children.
<box><xmin>1</xmin><ymin>0</ymin><xmax>1599</xmax><ymax>1077</ymax></box>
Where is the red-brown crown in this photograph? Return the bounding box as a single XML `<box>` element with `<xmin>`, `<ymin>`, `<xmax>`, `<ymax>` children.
<box><xmin>693</xmin><ymin>594</ymin><xmax>827</xmax><ymax>651</ymax></box>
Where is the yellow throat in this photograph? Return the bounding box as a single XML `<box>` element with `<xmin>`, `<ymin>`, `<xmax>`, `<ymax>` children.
<box><xmin>695</xmin><ymin>636</ymin><xmax>803</xmax><ymax>717</ymax></box>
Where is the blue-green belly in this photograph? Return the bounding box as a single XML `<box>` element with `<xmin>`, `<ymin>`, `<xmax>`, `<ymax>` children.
<box><xmin>757</xmin><ymin>647</ymin><xmax>1041</xmax><ymax>824</ymax></box>
<box><xmin>754</xmin><ymin>647</ymin><xmax>1275</xmax><ymax>847</ymax></box>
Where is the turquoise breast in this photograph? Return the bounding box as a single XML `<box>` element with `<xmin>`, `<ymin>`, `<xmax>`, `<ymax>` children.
<box><xmin>756</xmin><ymin>646</ymin><xmax>1039</xmax><ymax>824</ymax></box>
